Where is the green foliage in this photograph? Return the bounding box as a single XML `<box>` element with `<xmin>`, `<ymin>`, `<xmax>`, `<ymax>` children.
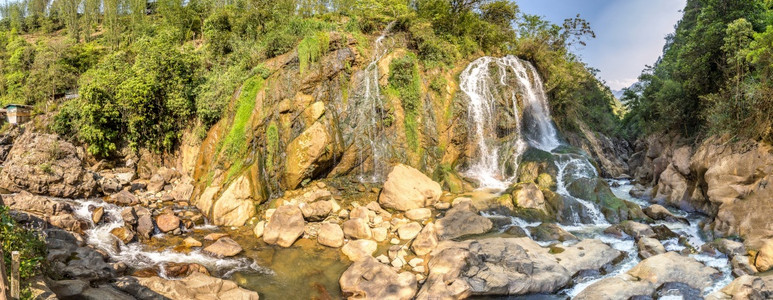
<box><xmin>429</xmin><ymin>76</ymin><xmax>447</xmax><ymax>94</ymax></box>
<box><xmin>203</xmin><ymin>9</ymin><xmax>233</xmax><ymax>57</ymax></box>
<box><xmin>623</xmin><ymin>0</ymin><xmax>770</xmax><ymax>141</ymax></box>
<box><xmin>2</xmin><ymin>0</ymin><xmax>623</xmax><ymax>160</ymax></box>
<box><xmin>298</xmin><ymin>31</ymin><xmax>329</xmax><ymax>74</ymax></box>
<box><xmin>222</xmin><ymin>75</ymin><xmax>263</xmax><ymax>159</ymax></box>
<box><xmin>389</xmin><ymin>53</ymin><xmax>421</xmax><ymax>151</ymax></box>
<box><xmin>0</xmin><ymin>206</ymin><xmax>47</xmax><ymax>295</ymax></box>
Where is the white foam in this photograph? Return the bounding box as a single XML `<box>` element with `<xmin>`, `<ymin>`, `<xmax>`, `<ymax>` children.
<box><xmin>70</xmin><ymin>199</ymin><xmax>265</xmax><ymax>278</ymax></box>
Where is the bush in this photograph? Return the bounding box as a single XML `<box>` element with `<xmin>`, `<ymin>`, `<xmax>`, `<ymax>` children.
<box><xmin>298</xmin><ymin>31</ymin><xmax>329</xmax><ymax>75</ymax></box>
<box><xmin>0</xmin><ymin>205</ymin><xmax>47</xmax><ymax>299</ymax></box>
<box><xmin>389</xmin><ymin>53</ymin><xmax>422</xmax><ymax>151</ymax></box>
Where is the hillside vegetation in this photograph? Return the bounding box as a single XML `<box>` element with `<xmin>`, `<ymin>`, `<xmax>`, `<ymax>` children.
<box><xmin>0</xmin><ymin>0</ymin><xmax>622</xmax><ymax>157</ymax></box>
<box><xmin>621</xmin><ymin>0</ymin><xmax>773</xmax><ymax>143</ymax></box>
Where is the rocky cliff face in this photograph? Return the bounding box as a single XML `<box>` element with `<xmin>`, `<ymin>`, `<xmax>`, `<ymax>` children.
<box><xmin>189</xmin><ymin>33</ymin><xmax>477</xmax><ymax>226</ymax></box>
<box><xmin>629</xmin><ymin>133</ymin><xmax>773</xmax><ymax>249</ymax></box>
<box><xmin>187</xmin><ymin>33</ymin><xmax>623</xmax><ymax>227</ymax></box>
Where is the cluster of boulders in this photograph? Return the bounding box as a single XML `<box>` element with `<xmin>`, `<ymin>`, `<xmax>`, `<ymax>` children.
<box><xmin>629</xmin><ymin>133</ymin><xmax>773</xmax><ymax>273</ymax></box>
<box><xmin>0</xmin><ymin>130</ymin><xmax>259</xmax><ymax>299</ymax></box>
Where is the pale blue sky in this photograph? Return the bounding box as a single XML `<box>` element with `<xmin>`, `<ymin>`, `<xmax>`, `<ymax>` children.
<box><xmin>517</xmin><ymin>0</ymin><xmax>686</xmax><ymax>90</ymax></box>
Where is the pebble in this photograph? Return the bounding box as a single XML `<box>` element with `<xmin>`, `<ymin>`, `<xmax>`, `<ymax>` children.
<box><xmin>391</xmin><ymin>257</ymin><xmax>405</xmax><ymax>268</ymax></box>
<box><xmin>408</xmin><ymin>258</ymin><xmax>424</xmax><ymax>268</ymax></box>
<box><xmin>376</xmin><ymin>255</ymin><xmax>390</xmax><ymax>264</ymax></box>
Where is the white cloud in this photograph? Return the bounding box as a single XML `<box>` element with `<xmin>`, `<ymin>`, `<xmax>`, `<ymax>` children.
<box><xmin>606</xmin><ymin>78</ymin><xmax>638</xmax><ymax>91</ymax></box>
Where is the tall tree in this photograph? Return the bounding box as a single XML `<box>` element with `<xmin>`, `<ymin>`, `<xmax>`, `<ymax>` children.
<box><xmin>57</xmin><ymin>0</ymin><xmax>80</xmax><ymax>40</ymax></box>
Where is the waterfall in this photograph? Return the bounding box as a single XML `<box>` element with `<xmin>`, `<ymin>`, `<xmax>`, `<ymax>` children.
<box><xmin>459</xmin><ymin>56</ymin><xmax>528</xmax><ymax>189</ymax></box>
<box><xmin>461</xmin><ymin>55</ymin><xmax>608</xmax><ymax>225</ymax></box>
<box><xmin>350</xmin><ymin>21</ymin><xmax>396</xmax><ymax>182</ymax></box>
<box><xmin>510</xmin><ymin>60</ymin><xmax>561</xmax><ymax>152</ymax></box>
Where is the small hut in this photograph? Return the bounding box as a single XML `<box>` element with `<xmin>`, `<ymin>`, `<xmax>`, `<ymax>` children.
<box><xmin>4</xmin><ymin>104</ymin><xmax>32</xmax><ymax>125</ymax></box>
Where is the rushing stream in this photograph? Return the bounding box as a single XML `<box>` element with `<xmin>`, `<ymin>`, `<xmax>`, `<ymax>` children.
<box><xmin>69</xmin><ymin>200</ymin><xmax>263</xmax><ymax>278</ymax></box>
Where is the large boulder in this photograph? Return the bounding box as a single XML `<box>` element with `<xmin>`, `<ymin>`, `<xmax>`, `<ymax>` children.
<box><xmin>554</xmin><ymin>239</ymin><xmax>622</xmax><ymax>276</ymax></box>
<box><xmin>135</xmin><ymin>207</ymin><xmax>154</xmax><ymax>239</ymax></box>
<box><xmin>412</xmin><ymin>222</ymin><xmax>439</xmax><ymax>256</ymax></box>
<box><xmin>653</xmin><ymin>164</ymin><xmax>691</xmax><ymax>210</ymax></box>
<box><xmin>435</xmin><ymin>201</ymin><xmax>492</xmax><ymax>240</ymax></box>
<box><xmin>341</xmin><ymin>240</ymin><xmax>378</xmax><ymax>262</ymax></box>
<box><xmin>512</xmin><ymin>183</ymin><xmax>547</xmax><ymax>212</ymax></box>
<box><xmin>1</xmin><ymin>191</ymin><xmax>73</xmax><ymax>216</ymax></box>
<box><xmin>687</xmin><ymin>137</ymin><xmax>773</xmax><ymax>247</ymax></box>
<box><xmin>155</xmin><ymin>213</ymin><xmax>180</xmax><ymax>233</ymax></box>
<box><xmin>566</xmin><ymin>177</ymin><xmax>647</xmax><ymax>223</ymax></box>
<box><xmin>263</xmin><ymin>205</ymin><xmax>305</xmax><ymax>247</ymax></box>
<box><xmin>137</xmin><ymin>272</ymin><xmax>259</xmax><ymax>299</ymax></box>
<box><xmin>211</xmin><ymin>175</ymin><xmax>259</xmax><ymax>226</ymax></box>
<box><xmin>339</xmin><ymin>256</ymin><xmax>417</xmax><ymax>299</ymax></box>
<box><xmin>0</xmin><ymin>132</ymin><xmax>97</xmax><ymax>198</ymax></box>
<box><xmin>754</xmin><ymin>239</ymin><xmax>773</xmax><ymax>272</ymax></box>
<box><xmin>417</xmin><ymin>237</ymin><xmax>619</xmax><ymax>298</ymax></box>
<box><xmin>343</xmin><ymin>218</ymin><xmax>372</xmax><ymax>240</ymax></box>
<box><xmin>637</xmin><ymin>237</ymin><xmax>666</xmax><ymax>259</ymax></box>
<box><xmin>528</xmin><ymin>223</ymin><xmax>578</xmax><ymax>242</ymax></box>
<box><xmin>283</xmin><ymin>121</ymin><xmax>342</xmax><ymax>189</ymax></box>
<box><xmin>706</xmin><ymin>275</ymin><xmax>773</xmax><ymax>300</ymax></box>
<box><xmin>378</xmin><ymin>164</ymin><xmax>442</xmax><ymax>211</ymax></box>
<box><xmin>317</xmin><ymin>222</ymin><xmax>344</xmax><ymax>248</ymax></box>
<box><xmin>643</xmin><ymin>204</ymin><xmax>689</xmax><ymax>224</ymax></box>
<box><xmin>604</xmin><ymin>221</ymin><xmax>655</xmax><ymax>240</ymax></box>
<box><xmin>203</xmin><ymin>237</ymin><xmax>243</xmax><ymax>257</ymax></box>
<box><xmin>575</xmin><ymin>252</ymin><xmax>719</xmax><ymax>299</ymax></box>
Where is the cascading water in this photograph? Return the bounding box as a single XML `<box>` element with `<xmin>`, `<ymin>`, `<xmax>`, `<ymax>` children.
<box><xmin>459</xmin><ymin>56</ymin><xmax>528</xmax><ymax>189</ymax></box>
<box><xmin>458</xmin><ymin>56</ymin><xmax>732</xmax><ymax>297</ymax></box>
<box><xmin>350</xmin><ymin>21</ymin><xmax>396</xmax><ymax>183</ymax></box>
<box><xmin>461</xmin><ymin>55</ymin><xmax>607</xmax><ymax>223</ymax></box>
<box><xmin>554</xmin><ymin>154</ymin><xmax>609</xmax><ymax>225</ymax></box>
<box><xmin>511</xmin><ymin>59</ymin><xmax>561</xmax><ymax>152</ymax></box>
<box><xmin>70</xmin><ymin>199</ymin><xmax>263</xmax><ymax>278</ymax></box>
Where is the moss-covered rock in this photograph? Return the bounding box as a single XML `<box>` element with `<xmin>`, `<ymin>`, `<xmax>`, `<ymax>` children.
<box><xmin>566</xmin><ymin>177</ymin><xmax>648</xmax><ymax>223</ymax></box>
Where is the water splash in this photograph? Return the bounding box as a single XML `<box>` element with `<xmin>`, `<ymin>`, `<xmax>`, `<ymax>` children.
<box><xmin>459</xmin><ymin>55</ymin><xmax>607</xmax><ymax>222</ymax></box>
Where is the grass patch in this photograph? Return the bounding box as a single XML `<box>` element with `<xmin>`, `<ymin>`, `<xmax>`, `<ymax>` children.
<box><xmin>389</xmin><ymin>53</ymin><xmax>422</xmax><ymax>151</ymax></box>
<box><xmin>429</xmin><ymin>77</ymin><xmax>447</xmax><ymax>94</ymax></box>
<box><xmin>298</xmin><ymin>31</ymin><xmax>330</xmax><ymax>75</ymax></box>
<box><xmin>222</xmin><ymin>75</ymin><xmax>264</xmax><ymax>160</ymax></box>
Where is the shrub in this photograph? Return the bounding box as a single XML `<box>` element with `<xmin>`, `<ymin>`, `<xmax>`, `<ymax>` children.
<box><xmin>389</xmin><ymin>53</ymin><xmax>422</xmax><ymax>151</ymax></box>
<box><xmin>0</xmin><ymin>206</ymin><xmax>47</xmax><ymax>299</ymax></box>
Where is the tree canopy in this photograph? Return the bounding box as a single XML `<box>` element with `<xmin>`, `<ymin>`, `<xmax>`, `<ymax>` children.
<box><xmin>0</xmin><ymin>0</ymin><xmax>616</xmax><ymax>156</ymax></box>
